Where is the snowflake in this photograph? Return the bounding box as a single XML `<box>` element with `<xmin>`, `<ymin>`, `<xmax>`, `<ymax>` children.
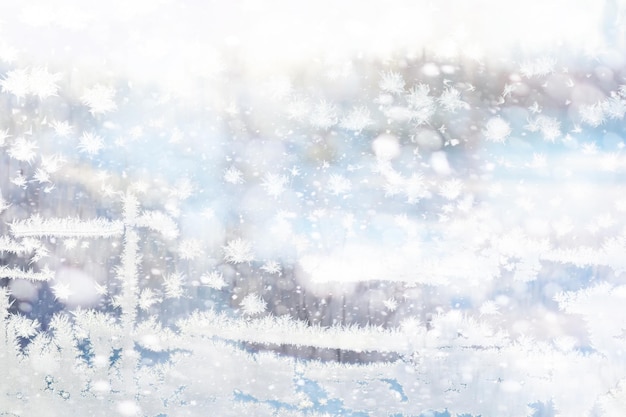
<box><xmin>8</xmin><ymin>137</ymin><xmax>38</xmax><ymax>163</ymax></box>
<box><xmin>526</xmin><ymin>116</ymin><xmax>561</xmax><ymax>142</ymax></box>
<box><xmin>51</xmin><ymin>282</ymin><xmax>74</xmax><ymax>301</ymax></box>
<box><xmin>240</xmin><ymin>293</ymin><xmax>267</xmax><ymax>316</ymax></box>
<box><xmin>223</xmin><ymin>166</ymin><xmax>245</xmax><ymax>184</ymax></box>
<box><xmin>260</xmin><ymin>260</ymin><xmax>282</xmax><ymax>275</ymax></box>
<box><xmin>528</xmin><ymin>101</ymin><xmax>542</xmax><ymax>114</ymax></box>
<box><xmin>286</xmin><ymin>97</ymin><xmax>310</xmax><ymax>121</ymax></box>
<box><xmin>379</xmin><ymin>71</ymin><xmax>405</xmax><ymax>95</ymax></box>
<box><xmin>520</xmin><ymin>57</ymin><xmax>556</xmax><ymax>78</ymax></box>
<box><xmin>136</xmin><ymin>211</ymin><xmax>179</xmax><ymax>240</ymax></box>
<box><xmin>0</xmin><ymin>66</ymin><xmax>60</xmax><ymax>99</ymax></box>
<box><xmin>400</xmin><ymin>317</ymin><xmax>422</xmax><ymax>333</ymax></box>
<box><xmin>178</xmin><ymin>239</ymin><xmax>203</xmax><ymax>260</ymax></box>
<box><xmin>261</xmin><ymin>173</ymin><xmax>288</xmax><ymax>198</ymax></box>
<box><xmin>78</xmin><ymin>132</ymin><xmax>104</xmax><ymax>155</ymax></box>
<box><xmin>28</xmin><ymin>66</ymin><xmax>62</xmax><ymax>99</ymax></box>
<box><xmin>51</xmin><ymin>120</ymin><xmax>73</xmax><ymax>136</ymax></box>
<box><xmin>163</xmin><ymin>272</ymin><xmax>185</xmax><ymax>299</ymax></box>
<box><xmin>9</xmin><ymin>315</ymin><xmax>38</xmax><ymax>338</ymax></box>
<box><xmin>32</xmin><ymin>245</ymin><xmax>49</xmax><ymax>263</ymax></box>
<box><xmin>94</xmin><ymin>282</ymin><xmax>108</xmax><ymax>296</ymax></box>
<box><xmin>33</xmin><ymin>168</ymin><xmax>51</xmax><ymax>184</ymax></box>
<box><xmin>340</xmin><ymin>106</ymin><xmax>372</xmax><ymax>132</ymax></box>
<box><xmin>40</xmin><ymin>154</ymin><xmax>65</xmax><ymax>173</ymax></box>
<box><xmin>483</xmin><ymin>117</ymin><xmax>511</xmax><ymax>143</ymax></box>
<box><xmin>438</xmin><ymin>87</ymin><xmax>467</xmax><ymax>112</ymax></box>
<box><xmin>439</xmin><ymin>179</ymin><xmax>463</xmax><ymax>200</ymax></box>
<box><xmin>406</xmin><ymin>84</ymin><xmax>436</xmax><ymax>125</ymax></box>
<box><xmin>11</xmin><ymin>173</ymin><xmax>28</xmax><ymax>188</ymax></box>
<box><xmin>223</xmin><ymin>238</ymin><xmax>254</xmax><ymax>264</ymax></box>
<box><xmin>383</xmin><ymin>297</ymin><xmax>398</xmax><ymax>311</ymax></box>
<box><xmin>309</xmin><ymin>100</ymin><xmax>338</xmax><ymax>129</ymax></box>
<box><xmin>479</xmin><ymin>300</ymin><xmax>501</xmax><ymax>316</ymax></box>
<box><xmin>501</xmin><ymin>83</ymin><xmax>516</xmax><ymax>99</ymax></box>
<box><xmin>381</xmin><ymin>167</ymin><xmax>405</xmax><ymax>197</ymax></box>
<box><xmin>603</xmin><ymin>95</ymin><xmax>626</xmax><ymax>120</ymax></box>
<box><xmin>404</xmin><ymin>173</ymin><xmax>427</xmax><ymax>203</ymax></box>
<box><xmin>1</xmin><ymin>68</ymin><xmax>29</xmax><ymax>99</ymax></box>
<box><xmin>327</xmin><ymin>174</ymin><xmax>351</xmax><ymax>195</ymax></box>
<box><xmin>0</xmin><ymin>128</ymin><xmax>10</xmax><ymax>146</ymax></box>
<box><xmin>169</xmin><ymin>178</ymin><xmax>195</xmax><ymax>201</ymax></box>
<box><xmin>406</xmin><ymin>83</ymin><xmax>432</xmax><ymax>108</ymax></box>
<box><xmin>579</xmin><ymin>102</ymin><xmax>605</xmax><ymax>127</ymax></box>
<box><xmin>200</xmin><ymin>271</ymin><xmax>227</xmax><ymax>290</ymax></box>
<box><xmin>81</xmin><ymin>84</ymin><xmax>117</xmax><ymax>115</ymax></box>
<box><xmin>0</xmin><ymin>194</ymin><xmax>9</xmax><ymax>212</ymax></box>
<box><xmin>138</xmin><ymin>288</ymin><xmax>162</xmax><ymax>310</ymax></box>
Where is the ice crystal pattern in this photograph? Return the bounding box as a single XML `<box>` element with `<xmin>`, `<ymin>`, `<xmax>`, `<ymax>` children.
<box><xmin>1</xmin><ymin>13</ymin><xmax>626</xmax><ymax>417</ymax></box>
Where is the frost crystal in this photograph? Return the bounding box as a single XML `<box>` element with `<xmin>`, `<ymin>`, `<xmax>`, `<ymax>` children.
<box><xmin>379</xmin><ymin>71</ymin><xmax>405</xmax><ymax>95</ymax></box>
<box><xmin>223</xmin><ymin>166</ymin><xmax>245</xmax><ymax>184</ymax></box>
<box><xmin>8</xmin><ymin>137</ymin><xmax>38</xmax><ymax>163</ymax></box>
<box><xmin>340</xmin><ymin>106</ymin><xmax>372</xmax><ymax>132</ymax></box>
<box><xmin>261</xmin><ymin>173</ymin><xmax>288</xmax><ymax>198</ymax></box>
<box><xmin>0</xmin><ymin>128</ymin><xmax>10</xmax><ymax>147</ymax></box>
<box><xmin>0</xmin><ymin>194</ymin><xmax>11</xmax><ymax>213</ymax></box>
<box><xmin>260</xmin><ymin>260</ymin><xmax>282</xmax><ymax>275</ymax></box>
<box><xmin>28</xmin><ymin>67</ymin><xmax>62</xmax><ymax>99</ymax></box>
<box><xmin>483</xmin><ymin>117</ymin><xmax>511</xmax><ymax>143</ymax></box>
<box><xmin>0</xmin><ymin>68</ymin><xmax>29</xmax><ymax>98</ymax></box>
<box><xmin>327</xmin><ymin>174</ymin><xmax>351</xmax><ymax>195</ymax></box>
<box><xmin>178</xmin><ymin>238</ymin><xmax>203</xmax><ymax>260</ymax></box>
<box><xmin>438</xmin><ymin>87</ymin><xmax>467</xmax><ymax>112</ymax></box>
<box><xmin>240</xmin><ymin>293</ymin><xmax>267</xmax><ymax>316</ymax></box>
<box><xmin>310</xmin><ymin>100</ymin><xmax>338</xmax><ymax>129</ymax></box>
<box><xmin>439</xmin><ymin>178</ymin><xmax>463</xmax><ymax>200</ymax></box>
<box><xmin>163</xmin><ymin>272</ymin><xmax>185</xmax><ymax>299</ymax></box>
<box><xmin>200</xmin><ymin>271</ymin><xmax>227</xmax><ymax>289</ymax></box>
<box><xmin>406</xmin><ymin>84</ymin><xmax>436</xmax><ymax>125</ymax></box>
<box><xmin>520</xmin><ymin>57</ymin><xmax>556</xmax><ymax>77</ymax></box>
<box><xmin>525</xmin><ymin>115</ymin><xmax>561</xmax><ymax>142</ymax></box>
<box><xmin>383</xmin><ymin>297</ymin><xmax>398</xmax><ymax>311</ymax></box>
<box><xmin>138</xmin><ymin>288</ymin><xmax>161</xmax><ymax>311</ymax></box>
<box><xmin>78</xmin><ymin>132</ymin><xmax>104</xmax><ymax>156</ymax></box>
<box><xmin>136</xmin><ymin>211</ymin><xmax>178</xmax><ymax>240</ymax></box>
<box><xmin>81</xmin><ymin>84</ymin><xmax>117</xmax><ymax>115</ymax></box>
<box><xmin>51</xmin><ymin>282</ymin><xmax>74</xmax><ymax>300</ymax></box>
<box><xmin>1</xmin><ymin>4</ymin><xmax>626</xmax><ymax>417</ymax></box>
<box><xmin>0</xmin><ymin>67</ymin><xmax>59</xmax><ymax>99</ymax></box>
<box><xmin>479</xmin><ymin>300</ymin><xmax>501</xmax><ymax>316</ymax></box>
<box><xmin>404</xmin><ymin>173</ymin><xmax>427</xmax><ymax>203</ymax></box>
<box><xmin>223</xmin><ymin>238</ymin><xmax>254</xmax><ymax>264</ymax></box>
